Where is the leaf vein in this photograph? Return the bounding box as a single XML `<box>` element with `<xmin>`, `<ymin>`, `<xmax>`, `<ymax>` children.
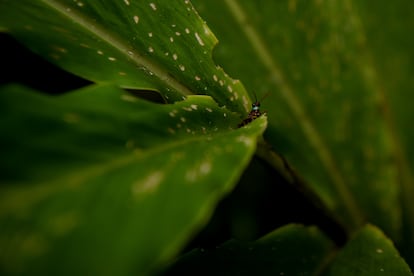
<box><xmin>224</xmin><ymin>0</ymin><xmax>363</xmax><ymax>227</ymax></box>
<box><xmin>43</xmin><ymin>0</ymin><xmax>193</xmax><ymax>96</ymax></box>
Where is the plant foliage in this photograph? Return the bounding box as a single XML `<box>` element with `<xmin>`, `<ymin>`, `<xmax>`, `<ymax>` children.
<box><xmin>0</xmin><ymin>0</ymin><xmax>413</xmax><ymax>275</ymax></box>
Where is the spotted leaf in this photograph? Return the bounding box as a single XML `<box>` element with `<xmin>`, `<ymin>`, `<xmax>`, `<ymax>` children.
<box><xmin>0</xmin><ymin>0</ymin><xmax>250</xmax><ymax>113</ymax></box>
<box><xmin>0</xmin><ymin>84</ymin><xmax>267</xmax><ymax>275</ymax></box>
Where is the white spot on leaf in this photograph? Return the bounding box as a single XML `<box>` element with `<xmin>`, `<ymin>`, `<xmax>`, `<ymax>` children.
<box><xmin>149</xmin><ymin>2</ymin><xmax>157</xmax><ymax>10</ymax></box>
<box><xmin>53</xmin><ymin>46</ymin><xmax>67</xmax><ymax>53</ymax></box>
<box><xmin>237</xmin><ymin>136</ymin><xmax>254</xmax><ymax>147</ymax></box>
<box><xmin>133</xmin><ymin>15</ymin><xmax>139</xmax><ymax>24</ymax></box>
<box><xmin>121</xmin><ymin>94</ymin><xmax>137</xmax><ymax>102</ymax></box>
<box><xmin>200</xmin><ymin>161</ymin><xmax>212</xmax><ymax>175</ymax></box>
<box><xmin>132</xmin><ymin>171</ymin><xmax>164</xmax><ymax>196</ymax></box>
<box><xmin>195</xmin><ymin>32</ymin><xmax>205</xmax><ymax>46</ymax></box>
<box><xmin>203</xmin><ymin>25</ymin><xmax>211</xmax><ymax>35</ymax></box>
<box><xmin>242</xmin><ymin>95</ymin><xmax>249</xmax><ymax>111</ymax></box>
<box><xmin>169</xmin><ymin>109</ymin><xmax>177</xmax><ymax>115</ymax></box>
<box><xmin>186</xmin><ymin>161</ymin><xmax>212</xmax><ymax>182</ymax></box>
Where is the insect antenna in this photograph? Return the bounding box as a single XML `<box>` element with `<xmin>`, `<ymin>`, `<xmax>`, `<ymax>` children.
<box><xmin>251</xmin><ymin>91</ymin><xmax>270</xmax><ymax>104</ymax></box>
<box><xmin>252</xmin><ymin>91</ymin><xmax>258</xmax><ymax>103</ymax></box>
<box><xmin>259</xmin><ymin>92</ymin><xmax>271</xmax><ymax>102</ymax></box>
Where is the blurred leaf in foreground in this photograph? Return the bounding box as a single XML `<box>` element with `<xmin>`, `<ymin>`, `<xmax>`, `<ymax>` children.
<box><xmin>0</xmin><ymin>84</ymin><xmax>267</xmax><ymax>275</ymax></box>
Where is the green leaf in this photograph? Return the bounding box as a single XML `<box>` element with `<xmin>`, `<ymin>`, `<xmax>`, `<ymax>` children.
<box><xmin>325</xmin><ymin>225</ymin><xmax>413</xmax><ymax>276</ymax></box>
<box><xmin>163</xmin><ymin>224</ymin><xmax>412</xmax><ymax>276</ymax></box>
<box><xmin>0</xmin><ymin>84</ymin><xmax>267</xmax><ymax>275</ymax></box>
<box><xmin>0</xmin><ymin>0</ymin><xmax>250</xmax><ymax>113</ymax></box>
<box><xmin>351</xmin><ymin>1</ymin><xmax>414</xmax><ymax>264</ymax></box>
<box><xmin>191</xmin><ymin>0</ymin><xmax>414</xmax><ymax>249</ymax></box>
<box><xmin>162</xmin><ymin>224</ymin><xmax>335</xmax><ymax>276</ymax></box>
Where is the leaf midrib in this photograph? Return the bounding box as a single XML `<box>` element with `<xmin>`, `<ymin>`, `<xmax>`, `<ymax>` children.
<box><xmin>223</xmin><ymin>0</ymin><xmax>364</xmax><ymax>228</ymax></box>
<box><xmin>43</xmin><ymin>0</ymin><xmax>194</xmax><ymax>96</ymax></box>
<box><xmin>342</xmin><ymin>0</ymin><xmax>414</xmax><ymax>240</ymax></box>
<box><xmin>0</xmin><ymin>126</ymin><xmax>252</xmax><ymax>217</ymax></box>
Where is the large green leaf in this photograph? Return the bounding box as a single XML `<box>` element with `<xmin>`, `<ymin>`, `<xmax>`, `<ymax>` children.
<box><xmin>0</xmin><ymin>0</ymin><xmax>250</xmax><ymax>113</ymax></box>
<box><xmin>0</xmin><ymin>84</ymin><xmax>267</xmax><ymax>275</ymax></box>
<box><xmin>192</xmin><ymin>0</ymin><xmax>414</xmax><ymax>256</ymax></box>
<box><xmin>163</xmin><ymin>224</ymin><xmax>412</xmax><ymax>276</ymax></box>
<box><xmin>350</xmin><ymin>1</ymin><xmax>414</xmax><ymax>263</ymax></box>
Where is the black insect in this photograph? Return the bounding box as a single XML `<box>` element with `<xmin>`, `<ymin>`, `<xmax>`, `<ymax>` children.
<box><xmin>238</xmin><ymin>93</ymin><xmax>269</xmax><ymax>128</ymax></box>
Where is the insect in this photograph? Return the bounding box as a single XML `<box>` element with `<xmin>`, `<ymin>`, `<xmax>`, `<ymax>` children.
<box><xmin>238</xmin><ymin>93</ymin><xmax>269</xmax><ymax>128</ymax></box>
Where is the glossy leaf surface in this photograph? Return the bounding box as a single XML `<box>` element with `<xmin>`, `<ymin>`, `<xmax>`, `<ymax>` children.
<box><xmin>0</xmin><ymin>84</ymin><xmax>267</xmax><ymax>275</ymax></box>
<box><xmin>0</xmin><ymin>0</ymin><xmax>250</xmax><ymax>112</ymax></box>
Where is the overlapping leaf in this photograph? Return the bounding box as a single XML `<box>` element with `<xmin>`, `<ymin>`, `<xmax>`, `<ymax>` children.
<box><xmin>162</xmin><ymin>224</ymin><xmax>412</xmax><ymax>276</ymax></box>
<box><xmin>164</xmin><ymin>224</ymin><xmax>334</xmax><ymax>275</ymax></box>
<box><xmin>325</xmin><ymin>225</ymin><xmax>413</xmax><ymax>275</ymax></box>
<box><xmin>0</xmin><ymin>84</ymin><xmax>267</xmax><ymax>275</ymax></box>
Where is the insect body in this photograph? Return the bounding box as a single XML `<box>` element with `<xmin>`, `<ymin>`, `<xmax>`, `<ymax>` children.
<box><xmin>238</xmin><ymin>93</ymin><xmax>269</xmax><ymax>128</ymax></box>
<box><xmin>238</xmin><ymin>101</ymin><xmax>263</xmax><ymax>128</ymax></box>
